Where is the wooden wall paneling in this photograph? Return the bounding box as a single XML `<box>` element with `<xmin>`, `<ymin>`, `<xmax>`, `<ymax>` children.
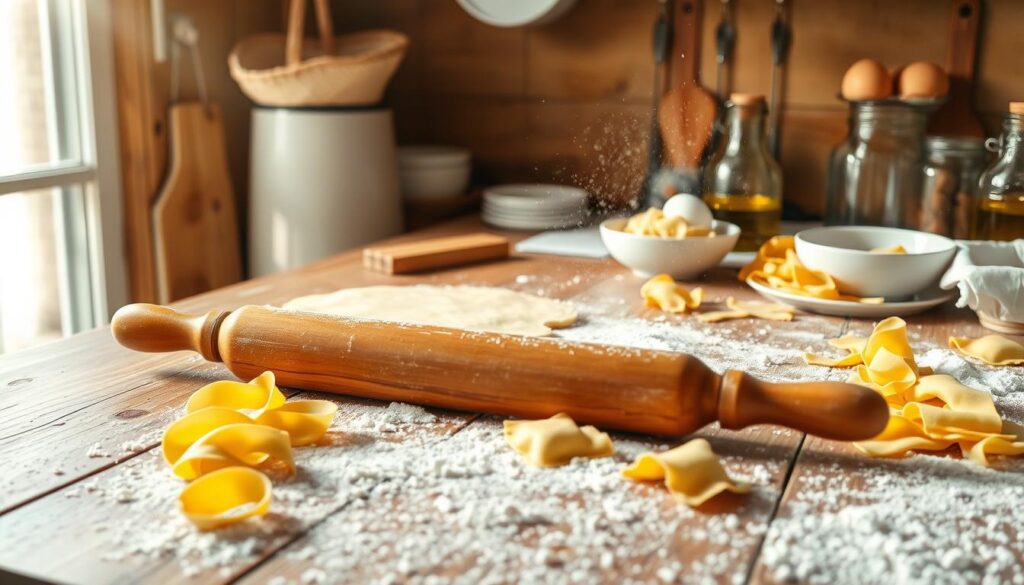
<box><xmin>329</xmin><ymin>0</ymin><xmax>424</xmax><ymax>97</ymax></box>
<box><xmin>975</xmin><ymin>0</ymin><xmax>1024</xmax><ymax>113</ymax></box>
<box><xmin>111</xmin><ymin>0</ymin><xmax>168</xmax><ymax>303</ymax></box>
<box><xmin>777</xmin><ymin>109</ymin><xmax>848</xmax><ymax>215</ymax></box>
<box><xmin>418</xmin><ymin>0</ymin><xmax>526</xmax><ymax>97</ymax></box>
<box><xmin>422</xmin><ymin>97</ymin><xmax>531</xmax><ymax>184</ymax></box>
<box><xmin>523</xmin><ymin>101</ymin><xmax>650</xmax><ymax>207</ymax></box>
<box><xmin>525</xmin><ymin>0</ymin><xmax>658</xmax><ymax>103</ymax></box>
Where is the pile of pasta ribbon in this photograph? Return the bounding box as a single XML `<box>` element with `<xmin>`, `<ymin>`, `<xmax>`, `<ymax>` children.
<box><xmin>504</xmin><ymin>414</ymin><xmax>747</xmax><ymax>507</ymax></box>
<box><xmin>624</xmin><ymin>208</ymin><xmax>714</xmax><ymax>239</ymax></box>
<box><xmin>739</xmin><ymin>236</ymin><xmax>883</xmax><ymax>303</ymax></box>
<box><xmin>805</xmin><ymin>317</ymin><xmax>1024</xmax><ymax>465</ymax></box>
<box><xmin>161</xmin><ymin>371</ymin><xmax>338</xmax><ymax>530</ymax></box>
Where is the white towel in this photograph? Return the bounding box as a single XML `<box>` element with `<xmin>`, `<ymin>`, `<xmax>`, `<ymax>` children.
<box><xmin>940</xmin><ymin>239</ymin><xmax>1024</xmax><ymax>325</ymax></box>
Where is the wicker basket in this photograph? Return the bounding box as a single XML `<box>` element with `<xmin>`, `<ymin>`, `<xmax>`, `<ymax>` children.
<box><xmin>228</xmin><ymin>0</ymin><xmax>408</xmax><ymax>107</ymax></box>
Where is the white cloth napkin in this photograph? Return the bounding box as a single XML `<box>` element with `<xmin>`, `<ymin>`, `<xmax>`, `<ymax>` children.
<box><xmin>940</xmin><ymin>239</ymin><xmax>1024</xmax><ymax>324</ymax></box>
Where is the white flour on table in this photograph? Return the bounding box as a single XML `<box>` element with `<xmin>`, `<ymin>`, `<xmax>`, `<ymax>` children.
<box><xmin>79</xmin><ymin>290</ymin><xmax>1024</xmax><ymax>584</ymax></box>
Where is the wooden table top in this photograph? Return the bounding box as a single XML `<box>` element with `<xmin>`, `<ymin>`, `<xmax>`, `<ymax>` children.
<box><xmin>1</xmin><ymin>216</ymin><xmax>1021</xmax><ymax>585</ymax></box>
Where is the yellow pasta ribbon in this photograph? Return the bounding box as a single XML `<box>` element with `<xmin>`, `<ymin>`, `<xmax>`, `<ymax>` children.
<box><xmin>186</xmin><ymin>371</ymin><xmax>286</xmax><ymax>418</ymax></box>
<box><xmin>869</xmin><ymin>245</ymin><xmax>907</xmax><ymax>254</ymax></box>
<box><xmin>503</xmin><ymin>413</ymin><xmax>614</xmax><ymax>468</ymax></box>
<box><xmin>739</xmin><ymin>236</ymin><xmax>883</xmax><ymax>303</ymax></box>
<box><xmin>622</xmin><ymin>438</ymin><xmax>749</xmax><ymax>507</ymax></box>
<box><xmin>623</xmin><ymin>208</ymin><xmax>714</xmax><ymax>239</ymax></box>
<box><xmin>179</xmin><ymin>467</ymin><xmax>272</xmax><ymax>532</ymax></box>
<box><xmin>171</xmin><ymin>423</ymin><xmax>295</xmax><ymax>480</ymax></box>
<box><xmin>696</xmin><ymin>297</ymin><xmax>794</xmax><ymax>323</ymax></box>
<box><xmin>948</xmin><ymin>335</ymin><xmax>1024</xmax><ymax>366</ymax></box>
<box><xmin>641</xmin><ymin>274</ymin><xmax>703</xmax><ymax>314</ymax></box>
<box><xmin>159</xmin><ymin>370</ymin><xmax>339</xmax><ymax>530</ymax></box>
<box><xmin>805</xmin><ymin>317</ymin><xmax>1024</xmax><ymax>465</ymax></box>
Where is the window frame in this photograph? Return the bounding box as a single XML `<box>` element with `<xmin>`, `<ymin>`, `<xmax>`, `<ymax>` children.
<box><xmin>0</xmin><ymin>0</ymin><xmax>127</xmax><ymax>338</ymax></box>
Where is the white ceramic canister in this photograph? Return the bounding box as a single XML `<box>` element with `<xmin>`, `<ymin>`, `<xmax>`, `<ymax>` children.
<box><xmin>249</xmin><ymin>105</ymin><xmax>403</xmax><ymax>277</ymax></box>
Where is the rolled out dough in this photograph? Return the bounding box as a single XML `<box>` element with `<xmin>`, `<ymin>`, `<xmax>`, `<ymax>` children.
<box><xmin>281</xmin><ymin>285</ymin><xmax>578</xmax><ymax>337</ymax></box>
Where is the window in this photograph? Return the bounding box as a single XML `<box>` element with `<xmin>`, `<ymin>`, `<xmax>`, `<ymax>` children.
<box><xmin>0</xmin><ymin>0</ymin><xmax>125</xmax><ymax>353</ymax></box>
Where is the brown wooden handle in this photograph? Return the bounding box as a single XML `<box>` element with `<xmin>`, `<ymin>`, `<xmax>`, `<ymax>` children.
<box><xmin>717</xmin><ymin>371</ymin><xmax>889</xmax><ymax>441</ymax></box>
<box><xmin>111</xmin><ymin>303</ymin><xmax>227</xmax><ymax>362</ymax></box>
<box><xmin>285</xmin><ymin>0</ymin><xmax>306</xmax><ymax>66</ymax></box>
<box><xmin>946</xmin><ymin>0</ymin><xmax>979</xmax><ymax>78</ymax></box>
<box><xmin>670</xmin><ymin>0</ymin><xmax>703</xmax><ymax>85</ymax></box>
<box><xmin>313</xmin><ymin>0</ymin><xmax>335</xmax><ymax>56</ymax></box>
<box><xmin>111</xmin><ymin>303</ymin><xmax>889</xmax><ymax>440</ymax></box>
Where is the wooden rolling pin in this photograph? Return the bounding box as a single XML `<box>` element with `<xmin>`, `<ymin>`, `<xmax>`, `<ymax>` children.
<box><xmin>112</xmin><ymin>304</ymin><xmax>889</xmax><ymax>440</ymax></box>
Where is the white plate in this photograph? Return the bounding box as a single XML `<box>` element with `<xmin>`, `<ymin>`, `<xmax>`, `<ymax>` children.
<box><xmin>484</xmin><ymin>184</ymin><xmax>588</xmax><ymax>213</ymax></box>
<box><xmin>456</xmin><ymin>0</ymin><xmax>577</xmax><ymax>27</ymax></box>
<box><xmin>481</xmin><ymin>206</ymin><xmax>585</xmax><ymax>220</ymax></box>
<box><xmin>746</xmin><ymin>278</ymin><xmax>956</xmax><ymax>318</ymax></box>
<box><xmin>483</xmin><ymin>213</ymin><xmax>589</xmax><ymax>231</ymax></box>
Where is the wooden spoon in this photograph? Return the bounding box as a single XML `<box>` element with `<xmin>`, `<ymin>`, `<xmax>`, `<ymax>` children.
<box><xmin>659</xmin><ymin>0</ymin><xmax>717</xmax><ymax>169</ymax></box>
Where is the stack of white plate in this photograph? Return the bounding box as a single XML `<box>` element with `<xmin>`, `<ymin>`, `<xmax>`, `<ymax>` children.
<box><xmin>482</xmin><ymin>184</ymin><xmax>589</xmax><ymax>230</ymax></box>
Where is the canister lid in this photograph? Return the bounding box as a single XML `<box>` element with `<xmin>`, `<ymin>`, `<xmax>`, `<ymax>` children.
<box><xmin>729</xmin><ymin>93</ymin><xmax>766</xmax><ymax>106</ymax></box>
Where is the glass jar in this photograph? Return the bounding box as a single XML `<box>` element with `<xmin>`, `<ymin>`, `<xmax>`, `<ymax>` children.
<box><xmin>825</xmin><ymin>102</ymin><xmax>929</xmax><ymax>227</ymax></box>
<box><xmin>703</xmin><ymin>93</ymin><xmax>782</xmax><ymax>251</ymax></box>
<box><xmin>919</xmin><ymin>136</ymin><xmax>987</xmax><ymax>238</ymax></box>
<box><xmin>974</xmin><ymin>107</ymin><xmax>1024</xmax><ymax>240</ymax></box>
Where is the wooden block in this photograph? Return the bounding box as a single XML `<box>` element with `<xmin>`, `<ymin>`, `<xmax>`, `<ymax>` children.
<box><xmin>362</xmin><ymin>233</ymin><xmax>510</xmax><ymax>274</ymax></box>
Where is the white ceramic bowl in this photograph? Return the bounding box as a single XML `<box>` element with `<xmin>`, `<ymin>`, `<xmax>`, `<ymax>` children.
<box><xmin>398</xmin><ymin>165</ymin><xmax>471</xmax><ymax>200</ymax></box>
<box><xmin>600</xmin><ymin>218</ymin><xmax>740</xmax><ymax>279</ymax></box>
<box><xmin>795</xmin><ymin>226</ymin><xmax>957</xmax><ymax>298</ymax></box>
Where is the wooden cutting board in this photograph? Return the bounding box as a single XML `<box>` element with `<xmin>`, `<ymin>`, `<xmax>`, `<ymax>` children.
<box><xmin>152</xmin><ymin>102</ymin><xmax>242</xmax><ymax>302</ymax></box>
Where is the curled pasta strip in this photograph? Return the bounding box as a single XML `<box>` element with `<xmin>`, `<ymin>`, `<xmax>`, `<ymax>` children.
<box><xmin>255</xmin><ymin>400</ymin><xmax>339</xmax><ymax>446</ymax></box>
<box><xmin>641</xmin><ymin>274</ymin><xmax>703</xmax><ymax>314</ymax></box>
<box><xmin>171</xmin><ymin>423</ymin><xmax>295</xmax><ymax>480</ymax></box>
<box><xmin>696</xmin><ymin>297</ymin><xmax>794</xmax><ymax>323</ymax></box>
<box><xmin>805</xmin><ymin>317</ymin><xmax>1024</xmax><ymax>465</ymax></box>
<box><xmin>622</xmin><ymin>438</ymin><xmax>749</xmax><ymax>507</ymax></box>
<box><xmin>186</xmin><ymin>371</ymin><xmax>286</xmax><ymax>418</ymax></box>
<box><xmin>162</xmin><ymin>407</ymin><xmax>254</xmax><ymax>466</ymax></box>
<box><xmin>948</xmin><ymin>335</ymin><xmax>1024</xmax><ymax>366</ymax></box>
<box><xmin>739</xmin><ymin>236</ymin><xmax>883</xmax><ymax>303</ymax></box>
<box><xmin>179</xmin><ymin>467</ymin><xmax>272</xmax><ymax>531</ymax></box>
<box><xmin>623</xmin><ymin>208</ymin><xmax>713</xmax><ymax>239</ymax></box>
<box><xmin>503</xmin><ymin>413</ymin><xmax>613</xmax><ymax>468</ymax></box>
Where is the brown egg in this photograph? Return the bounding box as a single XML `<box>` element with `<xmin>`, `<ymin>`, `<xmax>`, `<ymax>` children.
<box><xmin>897</xmin><ymin>61</ymin><xmax>950</xmax><ymax>99</ymax></box>
<box><xmin>841</xmin><ymin>59</ymin><xmax>892</xmax><ymax>101</ymax></box>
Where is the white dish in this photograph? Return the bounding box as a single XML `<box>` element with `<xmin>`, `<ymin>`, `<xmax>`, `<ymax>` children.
<box><xmin>599</xmin><ymin>218</ymin><xmax>739</xmax><ymax>279</ymax></box>
<box><xmin>483</xmin><ymin>213</ymin><xmax>588</xmax><ymax>231</ymax></box>
<box><xmin>747</xmin><ymin>278</ymin><xmax>956</xmax><ymax>318</ymax></box>
<box><xmin>400</xmin><ymin>165</ymin><xmax>471</xmax><ymax>200</ymax></box>
<box><xmin>795</xmin><ymin>226</ymin><xmax>956</xmax><ymax>298</ymax></box>
<box><xmin>484</xmin><ymin>184</ymin><xmax>588</xmax><ymax>213</ymax></box>
<box><xmin>456</xmin><ymin>0</ymin><xmax>577</xmax><ymax>27</ymax></box>
<box><xmin>481</xmin><ymin>206</ymin><xmax>583</xmax><ymax>220</ymax></box>
<box><xmin>397</xmin><ymin>145</ymin><xmax>471</xmax><ymax>169</ymax></box>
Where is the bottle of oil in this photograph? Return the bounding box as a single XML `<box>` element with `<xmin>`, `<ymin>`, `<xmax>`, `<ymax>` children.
<box><xmin>974</xmin><ymin>103</ymin><xmax>1024</xmax><ymax>240</ymax></box>
<box><xmin>703</xmin><ymin>94</ymin><xmax>783</xmax><ymax>251</ymax></box>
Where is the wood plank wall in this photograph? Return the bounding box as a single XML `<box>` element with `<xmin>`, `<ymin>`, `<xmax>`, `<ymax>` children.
<box><xmin>333</xmin><ymin>0</ymin><xmax>1024</xmax><ymax>213</ymax></box>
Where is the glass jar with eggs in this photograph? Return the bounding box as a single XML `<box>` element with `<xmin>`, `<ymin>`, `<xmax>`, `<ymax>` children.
<box><xmin>826</xmin><ymin>59</ymin><xmax>949</xmax><ymax>228</ymax></box>
<box><xmin>974</xmin><ymin>103</ymin><xmax>1024</xmax><ymax>240</ymax></box>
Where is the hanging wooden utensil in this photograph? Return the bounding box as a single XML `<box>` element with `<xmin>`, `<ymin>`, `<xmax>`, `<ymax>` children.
<box><xmin>152</xmin><ymin>17</ymin><xmax>241</xmax><ymax>302</ymax></box>
<box><xmin>659</xmin><ymin>0</ymin><xmax>717</xmax><ymax>170</ymax></box>
<box><xmin>112</xmin><ymin>303</ymin><xmax>889</xmax><ymax>441</ymax></box>
<box><xmin>928</xmin><ymin>0</ymin><xmax>985</xmax><ymax>138</ymax></box>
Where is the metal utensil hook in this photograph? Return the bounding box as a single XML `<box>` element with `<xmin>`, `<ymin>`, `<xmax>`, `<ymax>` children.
<box><xmin>169</xmin><ymin>14</ymin><xmax>210</xmax><ymax>115</ymax></box>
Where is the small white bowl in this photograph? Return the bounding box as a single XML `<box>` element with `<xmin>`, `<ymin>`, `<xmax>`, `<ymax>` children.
<box><xmin>795</xmin><ymin>226</ymin><xmax>956</xmax><ymax>298</ymax></box>
<box><xmin>600</xmin><ymin>218</ymin><xmax>740</xmax><ymax>279</ymax></box>
<box><xmin>397</xmin><ymin>146</ymin><xmax>471</xmax><ymax>200</ymax></box>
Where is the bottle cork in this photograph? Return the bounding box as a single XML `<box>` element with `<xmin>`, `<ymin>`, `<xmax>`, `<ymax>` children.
<box><xmin>1010</xmin><ymin>102</ymin><xmax>1024</xmax><ymax>116</ymax></box>
<box><xmin>730</xmin><ymin>93</ymin><xmax>766</xmax><ymax>106</ymax></box>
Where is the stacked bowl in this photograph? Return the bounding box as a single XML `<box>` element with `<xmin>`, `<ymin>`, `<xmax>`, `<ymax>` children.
<box><xmin>397</xmin><ymin>146</ymin><xmax>472</xmax><ymax>200</ymax></box>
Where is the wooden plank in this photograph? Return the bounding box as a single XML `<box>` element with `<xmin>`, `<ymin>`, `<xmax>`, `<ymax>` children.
<box><xmin>749</xmin><ymin>306</ymin><xmax>1024</xmax><ymax>584</ymax></box>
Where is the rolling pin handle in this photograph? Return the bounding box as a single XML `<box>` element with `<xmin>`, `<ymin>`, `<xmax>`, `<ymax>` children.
<box><xmin>111</xmin><ymin>303</ymin><xmax>229</xmax><ymax>362</ymax></box>
<box><xmin>716</xmin><ymin>370</ymin><xmax>890</xmax><ymax>441</ymax></box>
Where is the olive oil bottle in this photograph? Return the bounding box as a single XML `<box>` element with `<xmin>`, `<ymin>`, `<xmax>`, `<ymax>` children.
<box><xmin>703</xmin><ymin>94</ymin><xmax>783</xmax><ymax>251</ymax></box>
<box><xmin>974</xmin><ymin>103</ymin><xmax>1024</xmax><ymax>241</ymax></box>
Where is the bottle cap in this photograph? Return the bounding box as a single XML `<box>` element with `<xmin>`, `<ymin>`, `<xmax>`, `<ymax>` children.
<box><xmin>1010</xmin><ymin>102</ymin><xmax>1024</xmax><ymax>115</ymax></box>
<box><xmin>730</xmin><ymin>93</ymin><xmax>766</xmax><ymax>106</ymax></box>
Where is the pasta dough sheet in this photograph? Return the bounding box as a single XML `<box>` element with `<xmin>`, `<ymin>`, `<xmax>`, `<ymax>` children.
<box><xmin>282</xmin><ymin>285</ymin><xmax>578</xmax><ymax>337</ymax></box>
<box><xmin>622</xmin><ymin>439</ymin><xmax>749</xmax><ymax>507</ymax></box>
<box><xmin>949</xmin><ymin>334</ymin><xmax>1024</xmax><ymax>366</ymax></box>
<box><xmin>641</xmin><ymin>274</ymin><xmax>703</xmax><ymax>314</ymax></box>
<box><xmin>503</xmin><ymin>413</ymin><xmax>614</xmax><ymax>467</ymax></box>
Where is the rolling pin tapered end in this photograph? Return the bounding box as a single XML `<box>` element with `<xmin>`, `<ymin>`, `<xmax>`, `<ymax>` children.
<box><xmin>717</xmin><ymin>370</ymin><xmax>890</xmax><ymax>441</ymax></box>
<box><xmin>111</xmin><ymin>303</ymin><xmax>228</xmax><ymax>362</ymax></box>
